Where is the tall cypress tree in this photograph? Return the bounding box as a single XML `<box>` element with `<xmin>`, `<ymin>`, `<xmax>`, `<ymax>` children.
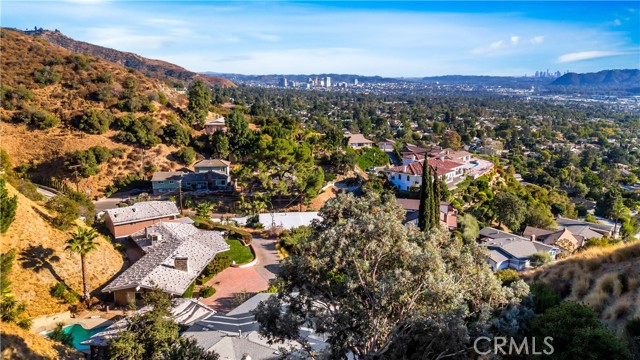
<box><xmin>418</xmin><ymin>162</ymin><xmax>442</xmax><ymax>232</ymax></box>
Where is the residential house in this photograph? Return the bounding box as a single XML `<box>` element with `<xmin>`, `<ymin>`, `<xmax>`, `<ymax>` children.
<box><xmin>82</xmin><ymin>299</ymin><xmax>214</xmax><ymax>359</ymax></box>
<box><xmin>385</xmin><ymin>159</ymin><xmax>465</xmax><ymax>191</ymax></box>
<box><xmin>556</xmin><ymin>216</ymin><xmax>616</xmax><ymax>240</ymax></box>
<box><xmin>377</xmin><ymin>138</ymin><xmax>396</xmax><ymax>152</ymax></box>
<box><xmin>184</xmin><ymin>293</ymin><xmax>327</xmax><ymax>360</ymax></box>
<box><xmin>397</xmin><ymin>198</ymin><xmax>458</xmax><ymax>230</ymax></box>
<box><xmin>479</xmin><ymin>227</ymin><xmax>558</xmax><ymax>271</ymax></box>
<box><xmin>104</xmin><ymin>201</ymin><xmax>180</xmax><ymax>239</ymax></box>
<box><xmin>204</xmin><ymin>117</ymin><xmax>226</xmax><ymax>134</ymax></box>
<box><xmin>194</xmin><ymin>159</ymin><xmax>231</xmax><ymax>175</ymax></box>
<box><xmin>151</xmin><ymin>160</ymin><xmax>232</xmax><ymax>195</ymax></box>
<box><xmin>523</xmin><ymin>226</ymin><xmax>584</xmax><ymax>255</ymax></box>
<box><xmin>102</xmin><ymin>222</ymin><xmax>229</xmax><ymax>305</ymax></box>
<box><xmin>346</xmin><ymin>133</ymin><xmax>374</xmax><ymax>149</ymax></box>
<box><xmin>428</xmin><ymin>148</ymin><xmax>473</xmax><ymax>163</ymax></box>
<box><xmin>399</xmin><ymin>143</ymin><xmax>428</xmax><ymax>158</ymax></box>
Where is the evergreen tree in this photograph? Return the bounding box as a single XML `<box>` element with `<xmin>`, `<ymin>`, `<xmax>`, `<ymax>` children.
<box><xmin>187</xmin><ymin>80</ymin><xmax>211</xmax><ymax>126</ymax></box>
<box><xmin>418</xmin><ymin>161</ymin><xmax>439</xmax><ymax>231</ymax></box>
<box><xmin>0</xmin><ymin>178</ymin><xmax>17</xmax><ymax>233</ymax></box>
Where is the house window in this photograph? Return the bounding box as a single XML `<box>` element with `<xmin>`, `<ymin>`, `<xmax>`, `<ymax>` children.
<box><xmin>406</xmin><ymin>175</ymin><xmax>410</xmax><ymax>181</ymax></box>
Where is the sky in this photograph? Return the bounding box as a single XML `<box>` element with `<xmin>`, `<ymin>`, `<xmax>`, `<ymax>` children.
<box><xmin>3</xmin><ymin>1</ymin><xmax>639</xmax><ymax>77</ymax></box>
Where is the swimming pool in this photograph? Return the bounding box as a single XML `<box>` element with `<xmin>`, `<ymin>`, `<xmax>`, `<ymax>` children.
<box><xmin>50</xmin><ymin>324</ymin><xmax>109</xmax><ymax>351</ymax></box>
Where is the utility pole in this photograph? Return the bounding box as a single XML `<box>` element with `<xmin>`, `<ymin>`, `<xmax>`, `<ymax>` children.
<box><xmin>140</xmin><ymin>147</ymin><xmax>145</xmax><ymax>180</ymax></box>
<box><xmin>178</xmin><ymin>183</ymin><xmax>183</xmax><ymax>214</ymax></box>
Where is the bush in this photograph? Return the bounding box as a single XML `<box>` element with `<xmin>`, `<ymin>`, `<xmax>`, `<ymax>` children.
<box><xmin>12</xmin><ymin>107</ymin><xmax>59</xmax><ymax>130</ymax></box>
<box><xmin>529</xmin><ymin>281</ymin><xmax>562</xmax><ymax>313</ymax></box>
<box><xmin>529</xmin><ymin>252</ymin><xmax>552</xmax><ymax>267</ymax></box>
<box><xmin>33</xmin><ymin>66</ymin><xmax>61</xmax><ymax>85</ymax></box>
<box><xmin>1</xmin><ymin>86</ymin><xmax>33</xmax><ymax>110</ymax></box>
<box><xmin>279</xmin><ymin>226</ymin><xmax>310</xmax><ymax>254</ymax></box>
<box><xmin>495</xmin><ymin>269</ymin><xmax>520</xmax><ymax>286</ymax></box>
<box><xmin>114</xmin><ymin>115</ymin><xmax>162</xmax><ymax>147</ymax></box>
<box><xmin>199</xmin><ymin>286</ymin><xmax>216</xmax><ymax>298</ymax></box>
<box><xmin>66</xmin><ymin>54</ymin><xmax>91</xmax><ymax>71</ymax></box>
<box><xmin>16</xmin><ymin>179</ymin><xmax>44</xmax><ymax>201</ymax></box>
<box><xmin>0</xmin><ymin>178</ymin><xmax>18</xmax><ymax>233</ymax></box>
<box><xmin>76</xmin><ymin>109</ymin><xmax>113</xmax><ymax>134</ymax></box>
<box><xmin>93</xmin><ymin>72</ymin><xmax>113</xmax><ymax>84</ymax></box>
<box><xmin>48</xmin><ymin>323</ymin><xmax>74</xmax><ymax>347</ymax></box>
<box><xmin>50</xmin><ymin>282</ymin><xmax>80</xmax><ymax>304</ymax></box>
<box><xmin>162</xmin><ymin>122</ymin><xmax>191</xmax><ymax>147</ymax></box>
<box><xmin>45</xmin><ymin>195</ymin><xmax>80</xmax><ymax>230</ymax></box>
<box><xmin>173</xmin><ymin>147</ymin><xmax>196</xmax><ymax>166</ymax></box>
<box><xmin>65</xmin><ymin>146</ymin><xmax>111</xmax><ymax>178</ymax></box>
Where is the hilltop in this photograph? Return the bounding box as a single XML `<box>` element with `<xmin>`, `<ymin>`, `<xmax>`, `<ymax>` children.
<box><xmin>526</xmin><ymin>241</ymin><xmax>640</xmax><ymax>334</ymax></box>
<box><xmin>26</xmin><ymin>29</ymin><xmax>234</xmax><ymax>88</ymax></box>
<box><xmin>0</xmin><ymin>182</ymin><xmax>124</xmax><ymax>317</ymax></box>
<box><xmin>551</xmin><ymin>69</ymin><xmax>640</xmax><ymax>87</ymax></box>
<box><xmin>0</xmin><ymin>28</ymin><xmax>195</xmax><ymax>195</ymax></box>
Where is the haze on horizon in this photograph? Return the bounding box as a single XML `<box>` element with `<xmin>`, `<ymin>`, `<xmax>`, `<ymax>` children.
<box><xmin>3</xmin><ymin>1</ymin><xmax>639</xmax><ymax>77</ymax></box>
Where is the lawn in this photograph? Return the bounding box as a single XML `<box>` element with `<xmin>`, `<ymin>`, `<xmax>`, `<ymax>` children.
<box><xmin>224</xmin><ymin>239</ymin><xmax>255</xmax><ymax>264</ymax></box>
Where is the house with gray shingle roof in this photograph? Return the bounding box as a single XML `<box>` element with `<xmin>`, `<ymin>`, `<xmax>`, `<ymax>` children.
<box><xmin>103</xmin><ymin>222</ymin><xmax>229</xmax><ymax>305</ymax></box>
<box><xmin>104</xmin><ymin>201</ymin><xmax>180</xmax><ymax>238</ymax></box>
<box><xmin>184</xmin><ymin>293</ymin><xmax>327</xmax><ymax>360</ymax></box>
<box><xmin>479</xmin><ymin>227</ymin><xmax>558</xmax><ymax>271</ymax></box>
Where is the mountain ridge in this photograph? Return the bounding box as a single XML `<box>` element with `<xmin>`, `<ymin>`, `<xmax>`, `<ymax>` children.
<box><xmin>551</xmin><ymin>69</ymin><xmax>640</xmax><ymax>86</ymax></box>
<box><xmin>22</xmin><ymin>29</ymin><xmax>235</xmax><ymax>88</ymax></box>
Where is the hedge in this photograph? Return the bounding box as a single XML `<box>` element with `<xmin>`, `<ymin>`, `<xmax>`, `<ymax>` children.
<box><xmin>182</xmin><ymin>281</ymin><xmax>196</xmax><ymax>298</ymax></box>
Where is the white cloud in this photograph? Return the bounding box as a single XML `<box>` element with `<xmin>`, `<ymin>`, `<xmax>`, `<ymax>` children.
<box><xmin>557</xmin><ymin>50</ymin><xmax>628</xmax><ymax>63</ymax></box>
<box><xmin>510</xmin><ymin>36</ymin><xmax>520</xmax><ymax>45</ymax></box>
<box><xmin>530</xmin><ymin>36</ymin><xmax>544</xmax><ymax>44</ymax></box>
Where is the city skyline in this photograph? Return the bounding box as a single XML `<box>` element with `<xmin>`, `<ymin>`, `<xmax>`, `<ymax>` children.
<box><xmin>3</xmin><ymin>1</ymin><xmax>639</xmax><ymax>77</ymax></box>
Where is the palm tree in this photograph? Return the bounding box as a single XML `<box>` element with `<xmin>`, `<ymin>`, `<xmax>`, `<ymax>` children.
<box><xmin>65</xmin><ymin>227</ymin><xmax>99</xmax><ymax>303</ymax></box>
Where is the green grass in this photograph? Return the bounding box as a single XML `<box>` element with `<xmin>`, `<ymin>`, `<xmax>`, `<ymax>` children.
<box><xmin>224</xmin><ymin>239</ymin><xmax>255</xmax><ymax>264</ymax></box>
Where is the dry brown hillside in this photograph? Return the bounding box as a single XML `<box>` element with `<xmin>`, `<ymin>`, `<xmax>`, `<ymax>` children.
<box><xmin>525</xmin><ymin>241</ymin><xmax>640</xmax><ymax>334</ymax></box>
<box><xmin>1</xmin><ymin>322</ymin><xmax>84</xmax><ymax>360</ymax></box>
<box><xmin>0</xmin><ymin>183</ymin><xmax>123</xmax><ymax>317</ymax></box>
<box><xmin>30</xmin><ymin>29</ymin><xmax>235</xmax><ymax>88</ymax></box>
<box><xmin>0</xmin><ymin>28</ymin><xmax>196</xmax><ymax>195</ymax></box>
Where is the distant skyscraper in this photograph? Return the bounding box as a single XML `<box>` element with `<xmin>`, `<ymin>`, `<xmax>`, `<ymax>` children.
<box><xmin>279</xmin><ymin>77</ymin><xmax>288</xmax><ymax>88</ymax></box>
<box><xmin>354</xmin><ymin>78</ymin><xmax>358</xmax><ymax>85</ymax></box>
<box><xmin>326</xmin><ymin>76</ymin><xmax>331</xmax><ymax>87</ymax></box>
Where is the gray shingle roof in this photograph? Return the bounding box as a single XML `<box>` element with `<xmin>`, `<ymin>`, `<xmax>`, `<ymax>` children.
<box><xmin>194</xmin><ymin>159</ymin><xmax>230</xmax><ymax>168</ymax></box>
<box><xmin>82</xmin><ymin>299</ymin><xmax>214</xmax><ymax>347</ymax></box>
<box><xmin>105</xmin><ymin>201</ymin><xmax>180</xmax><ymax>225</ymax></box>
<box><xmin>484</xmin><ymin>237</ymin><xmax>557</xmax><ymax>259</ymax></box>
<box><xmin>103</xmin><ymin>222</ymin><xmax>229</xmax><ymax>295</ymax></box>
<box><xmin>151</xmin><ymin>171</ymin><xmax>183</xmax><ymax>182</ymax></box>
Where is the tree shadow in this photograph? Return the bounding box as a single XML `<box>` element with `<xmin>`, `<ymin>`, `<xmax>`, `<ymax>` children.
<box><xmin>19</xmin><ymin>245</ymin><xmax>65</xmax><ymax>285</ymax></box>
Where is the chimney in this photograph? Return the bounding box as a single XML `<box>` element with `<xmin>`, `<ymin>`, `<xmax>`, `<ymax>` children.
<box><xmin>403</xmin><ymin>165</ymin><xmax>407</xmax><ymax>172</ymax></box>
<box><xmin>530</xmin><ymin>234</ymin><xmax>536</xmax><ymax>242</ymax></box>
<box><xmin>174</xmin><ymin>257</ymin><xmax>189</xmax><ymax>272</ymax></box>
<box><xmin>145</xmin><ymin>227</ymin><xmax>149</xmax><ymax>238</ymax></box>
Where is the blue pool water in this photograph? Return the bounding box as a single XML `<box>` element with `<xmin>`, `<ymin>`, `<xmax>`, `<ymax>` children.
<box><xmin>57</xmin><ymin>324</ymin><xmax>108</xmax><ymax>351</ymax></box>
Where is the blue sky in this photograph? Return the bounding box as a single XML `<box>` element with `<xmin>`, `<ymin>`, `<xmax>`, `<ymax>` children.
<box><xmin>3</xmin><ymin>1</ymin><xmax>639</xmax><ymax>76</ymax></box>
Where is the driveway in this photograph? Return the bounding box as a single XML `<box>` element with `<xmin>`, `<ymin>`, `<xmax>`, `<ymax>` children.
<box><xmin>199</xmin><ymin>236</ymin><xmax>281</xmax><ymax>313</ymax></box>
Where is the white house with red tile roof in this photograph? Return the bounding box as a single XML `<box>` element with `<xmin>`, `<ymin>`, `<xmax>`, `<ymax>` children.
<box><xmin>385</xmin><ymin>159</ymin><xmax>465</xmax><ymax>191</ymax></box>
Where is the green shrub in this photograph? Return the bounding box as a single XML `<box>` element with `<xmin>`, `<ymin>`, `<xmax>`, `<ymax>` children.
<box><xmin>50</xmin><ymin>282</ymin><xmax>79</xmax><ymax>304</ymax></box>
<box><xmin>11</xmin><ymin>107</ymin><xmax>59</xmax><ymax>130</ymax></box>
<box><xmin>93</xmin><ymin>72</ymin><xmax>113</xmax><ymax>84</ymax></box>
<box><xmin>45</xmin><ymin>195</ymin><xmax>80</xmax><ymax>230</ymax></box>
<box><xmin>33</xmin><ymin>66</ymin><xmax>62</xmax><ymax>85</ymax></box>
<box><xmin>529</xmin><ymin>281</ymin><xmax>562</xmax><ymax>313</ymax></box>
<box><xmin>16</xmin><ymin>179</ymin><xmax>43</xmax><ymax>202</ymax></box>
<box><xmin>162</xmin><ymin>122</ymin><xmax>191</xmax><ymax>147</ymax></box>
<box><xmin>197</xmin><ymin>254</ymin><xmax>232</xmax><ymax>285</ymax></box>
<box><xmin>114</xmin><ymin>115</ymin><xmax>162</xmax><ymax>147</ymax></box>
<box><xmin>0</xmin><ymin>178</ymin><xmax>17</xmax><ymax>233</ymax></box>
<box><xmin>495</xmin><ymin>269</ymin><xmax>520</xmax><ymax>286</ymax></box>
<box><xmin>1</xmin><ymin>86</ymin><xmax>33</xmax><ymax>110</ymax></box>
<box><xmin>529</xmin><ymin>252</ymin><xmax>552</xmax><ymax>267</ymax></box>
<box><xmin>199</xmin><ymin>286</ymin><xmax>216</xmax><ymax>298</ymax></box>
<box><xmin>48</xmin><ymin>323</ymin><xmax>74</xmax><ymax>346</ymax></box>
<box><xmin>173</xmin><ymin>147</ymin><xmax>196</xmax><ymax>166</ymax></box>
<box><xmin>66</xmin><ymin>54</ymin><xmax>91</xmax><ymax>71</ymax></box>
<box><xmin>76</xmin><ymin>109</ymin><xmax>113</xmax><ymax>134</ymax></box>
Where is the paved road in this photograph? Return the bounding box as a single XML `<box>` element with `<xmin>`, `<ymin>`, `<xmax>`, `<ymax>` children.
<box><xmin>36</xmin><ymin>187</ymin><xmax>57</xmax><ymax>200</ymax></box>
<box><xmin>199</xmin><ymin>236</ymin><xmax>281</xmax><ymax>313</ymax></box>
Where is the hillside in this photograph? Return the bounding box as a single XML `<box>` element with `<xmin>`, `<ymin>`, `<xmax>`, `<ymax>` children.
<box><xmin>0</xmin><ymin>28</ymin><xmax>193</xmax><ymax>195</ymax></box>
<box><xmin>28</xmin><ymin>29</ymin><xmax>234</xmax><ymax>88</ymax></box>
<box><xmin>551</xmin><ymin>69</ymin><xmax>640</xmax><ymax>87</ymax></box>
<box><xmin>526</xmin><ymin>241</ymin><xmax>640</xmax><ymax>334</ymax></box>
<box><xmin>1</xmin><ymin>322</ymin><xmax>84</xmax><ymax>360</ymax></box>
<box><xmin>0</xmin><ymin>182</ymin><xmax>124</xmax><ymax>317</ymax></box>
